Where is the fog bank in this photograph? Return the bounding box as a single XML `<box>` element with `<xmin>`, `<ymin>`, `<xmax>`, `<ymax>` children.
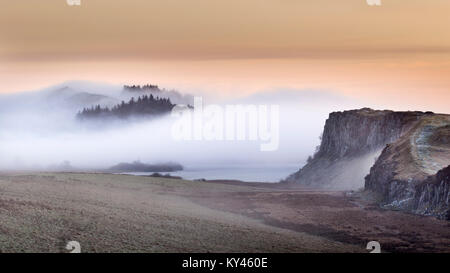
<box><xmin>0</xmin><ymin>82</ymin><xmax>363</xmax><ymax>171</ymax></box>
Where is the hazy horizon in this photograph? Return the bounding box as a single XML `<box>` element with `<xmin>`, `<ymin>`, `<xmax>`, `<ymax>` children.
<box><xmin>1</xmin><ymin>0</ymin><xmax>449</xmax><ymax>175</ymax></box>
<box><xmin>1</xmin><ymin>0</ymin><xmax>449</xmax><ymax>255</ymax></box>
<box><xmin>1</xmin><ymin>1</ymin><xmax>450</xmax><ymax>113</ymax></box>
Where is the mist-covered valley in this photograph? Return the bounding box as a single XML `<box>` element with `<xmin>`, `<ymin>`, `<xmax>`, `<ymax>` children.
<box><xmin>0</xmin><ymin>81</ymin><xmax>363</xmax><ymax>182</ymax></box>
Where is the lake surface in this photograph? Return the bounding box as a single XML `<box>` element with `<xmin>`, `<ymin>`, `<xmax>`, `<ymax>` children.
<box><xmin>122</xmin><ymin>164</ymin><xmax>300</xmax><ymax>183</ymax></box>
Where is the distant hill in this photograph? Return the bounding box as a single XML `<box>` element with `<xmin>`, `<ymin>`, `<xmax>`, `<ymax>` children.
<box><xmin>45</xmin><ymin>86</ymin><xmax>120</xmax><ymax>109</ymax></box>
<box><xmin>109</xmin><ymin>161</ymin><xmax>183</xmax><ymax>172</ymax></box>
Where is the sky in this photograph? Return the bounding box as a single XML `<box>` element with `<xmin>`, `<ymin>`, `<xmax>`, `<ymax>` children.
<box><xmin>1</xmin><ymin>0</ymin><xmax>449</xmax><ymax>112</ymax></box>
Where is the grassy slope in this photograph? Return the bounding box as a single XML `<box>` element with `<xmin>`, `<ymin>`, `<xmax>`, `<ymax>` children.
<box><xmin>0</xmin><ymin>172</ymin><xmax>448</xmax><ymax>253</ymax></box>
<box><xmin>0</xmin><ymin>172</ymin><xmax>360</xmax><ymax>253</ymax></box>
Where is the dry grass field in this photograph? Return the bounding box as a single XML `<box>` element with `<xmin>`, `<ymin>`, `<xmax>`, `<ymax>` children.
<box><xmin>0</xmin><ymin>172</ymin><xmax>448</xmax><ymax>253</ymax></box>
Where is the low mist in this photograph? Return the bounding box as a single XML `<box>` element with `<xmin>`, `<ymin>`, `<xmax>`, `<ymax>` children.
<box><xmin>0</xmin><ymin>81</ymin><xmax>363</xmax><ymax>174</ymax></box>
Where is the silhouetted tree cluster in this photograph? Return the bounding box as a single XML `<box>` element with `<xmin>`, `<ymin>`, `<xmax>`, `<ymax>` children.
<box><xmin>77</xmin><ymin>95</ymin><xmax>175</xmax><ymax>120</ymax></box>
<box><xmin>124</xmin><ymin>84</ymin><xmax>160</xmax><ymax>92</ymax></box>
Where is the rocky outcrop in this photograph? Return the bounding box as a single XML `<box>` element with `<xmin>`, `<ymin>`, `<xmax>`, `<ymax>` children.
<box><xmin>412</xmin><ymin>166</ymin><xmax>450</xmax><ymax>220</ymax></box>
<box><xmin>316</xmin><ymin>108</ymin><xmax>422</xmax><ymax>159</ymax></box>
<box><xmin>365</xmin><ymin>115</ymin><xmax>450</xmax><ymax>219</ymax></box>
<box><xmin>284</xmin><ymin>108</ymin><xmax>423</xmax><ymax>190</ymax></box>
<box><xmin>285</xmin><ymin>108</ymin><xmax>450</xmax><ymax>219</ymax></box>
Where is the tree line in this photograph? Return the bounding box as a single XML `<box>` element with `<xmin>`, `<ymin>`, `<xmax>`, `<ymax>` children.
<box><xmin>123</xmin><ymin>84</ymin><xmax>160</xmax><ymax>92</ymax></box>
<box><xmin>77</xmin><ymin>94</ymin><xmax>175</xmax><ymax>120</ymax></box>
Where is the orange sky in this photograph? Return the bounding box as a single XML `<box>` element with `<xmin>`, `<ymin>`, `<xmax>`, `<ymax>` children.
<box><xmin>1</xmin><ymin>0</ymin><xmax>449</xmax><ymax>112</ymax></box>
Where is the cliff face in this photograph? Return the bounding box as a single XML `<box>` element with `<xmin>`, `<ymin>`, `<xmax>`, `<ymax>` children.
<box><xmin>285</xmin><ymin>108</ymin><xmax>450</xmax><ymax>219</ymax></box>
<box><xmin>316</xmin><ymin>109</ymin><xmax>422</xmax><ymax>159</ymax></box>
<box><xmin>284</xmin><ymin>108</ymin><xmax>423</xmax><ymax>190</ymax></box>
<box><xmin>365</xmin><ymin>115</ymin><xmax>450</xmax><ymax>219</ymax></box>
<box><xmin>413</xmin><ymin>166</ymin><xmax>450</xmax><ymax>220</ymax></box>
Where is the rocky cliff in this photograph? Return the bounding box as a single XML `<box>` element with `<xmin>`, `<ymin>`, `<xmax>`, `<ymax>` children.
<box><xmin>284</xmin><ymin>108</ymin><xmax>423</xmax><ymax>189</ymax></box>
<box><xmin>316</xmin><ymin>108</ymin><xmax>422</xmax><ymax>159</ymax></box>
<box><xmin>365</xmin><ymin>115</ymin><xmax>450</xmax><ymax>219</ymax></box>
<box><xmin>284</xmin><ymin>108</ymin><xmax>450</xmax><ymax>219</ymax></box>
<box><xmin>412</xmin><ymin>166</ymin><xmax>450</xmax><ymax>220</ymax></box>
